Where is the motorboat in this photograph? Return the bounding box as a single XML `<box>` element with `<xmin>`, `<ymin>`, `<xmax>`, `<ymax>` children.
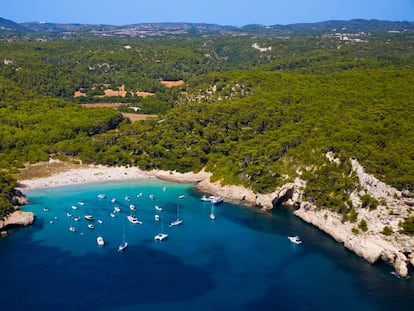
<box><xmin>110</xmin><ymin>212</ymin><xmax>116</xmax><ymax>218</ymax></box>
<box><xmin>111</xmin><ymin>198</ymin><xmax>117</xmax><ymax>203</ymax></box>
<box><xmin>84</xmin><ymin>215</ymin><xmax>94</xmax><ymax>221</ymax></box>
<box><xmin>178</xmin><ymin>195</ymin><xmax>186</xmax><ymax>199</ymax></box>
<box><xmin>71</xmin><ymin>205</ymin><xmax>78</xmax><ymax>210</ymax></box>
<box><xmin>114</xmin><ymin>206</ymin><xmax>121</xmax><ymax>212</ymax></box>
<box><xmin>97</xmin><ymin>194</ymin><xmax>106</xmax><ymax>199</ymax></box>
<box><xmin>288</xmin><ymin>235</ymin><xmax>302</xmax><ymax>244</ymax></box>
<box><xmin>154</xmin><ymin>233</ymin><xmax>168</xmax><ymax>241</ymax></box>
<box><xmin>97</xmin><ymin>219</ymin><xmax>103</xmax><ymax>224</ymax></box>
<box><xmin>97</xmin><ymin>236</ymin><xmax>104</xmax><ymax>246</ymax></box>
<box><xmin>69</xmin><ymin>226</ymin><xmax>76</xmax><ymax>232</ymax></box>
<box><xmin>125</xmin><ymin>196</ymin><xmax>130</xmax><ymax>201</ymax></box>
<box><xmin>201</xmin><ymin>195</ymin><xmax>224</xmax><ymax>204</ymax></box>
<box><xmin>118</xmin><ymin>241</ymin><xmax>128</xmax><ymax>251</ymax></box>
<box><xmin>88</xmin><ymin>224</ymin><xmax>94</xmax><ymax>230</ymax></box>
<box><xmin>155</xmin><ymin>214</ymin><xmax>160</xmax><ymax>221</ymax></box>
<box><xmin>211</xmin><ymin>196</ymin><xmax>224</xmax><ymax>204</ymax></box>
<box><xmin>127</xmin><ymin>214</ymin><xmax>143</xmax><ymax>224</ymax></box>
<box><xmin>73</xmin><ymin>216</ymin><xmax>81</xmax><ymax>221</ymax></box>
<box><xmin>66</xmin><ymin>212</ymin><xmax>72</xmax><ymax>218</ymax></box>
<box><xmin>149</xmin><ymin>194</ymin><xmax>155</xmax><ymax>200</ymax></box>
<box><xmin>129</xmin><ymin>204</ymin><xmax>136</xmax><ymax>211</ymax></box>
<box><xmin>43</xmin><ymin>207</ymin><xmax>49</xmax><ymax>212</ymax></box>
<box><xmin>209</xmin><ymin>212</ymin><xmax>216</xmax><ymax>220</ymax></box>
<box><xmin>155</xmin><ymin>205</ymin><xmax>163</xmax><ymax>211</ymax></box>
<box><xmin>78</xmin><ymin>201</ymin><xmax>85</xmax><ymax>206</ymax></box>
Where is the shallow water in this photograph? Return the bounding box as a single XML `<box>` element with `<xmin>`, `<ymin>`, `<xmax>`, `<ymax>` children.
<box><xmin>0</xmin><ymin>179</ymin><xmax>412</xmax><ymax>310</ymax></box>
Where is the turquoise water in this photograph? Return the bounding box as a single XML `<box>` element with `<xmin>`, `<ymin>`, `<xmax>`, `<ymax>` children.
<box><xmin>1</xmin><ymin>179</ymin><xmax>412</xmax><ymax>310</ymax></box>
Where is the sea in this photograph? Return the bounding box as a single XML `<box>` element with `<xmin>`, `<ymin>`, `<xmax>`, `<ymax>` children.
<box><xmin>1</xmin><ymin>179</ymin><xmax>413</xmax><ymax>311</ymax></box>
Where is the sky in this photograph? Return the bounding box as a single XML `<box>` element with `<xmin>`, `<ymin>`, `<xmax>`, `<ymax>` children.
<box><xmin>1</xmin><ymin>0</ymin><xmax>413</xmax><ymax>26</ymax></box>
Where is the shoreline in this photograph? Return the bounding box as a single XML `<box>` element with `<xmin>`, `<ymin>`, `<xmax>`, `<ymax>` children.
<box><xmin>15</xmin><ymin>161</ymin><xmax>414</xmax><ymax>278</ymax></box>
<box><xmin>17</xmin><ymin>165</ymin><xmax>211</xmax><ymax>191</ymax></box>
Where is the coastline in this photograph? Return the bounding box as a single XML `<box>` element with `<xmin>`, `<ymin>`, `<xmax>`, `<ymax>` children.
<box><xmin>15</xmin><ymin>161</ymin><xmax>414</xmax><ymax>278</ymax></box>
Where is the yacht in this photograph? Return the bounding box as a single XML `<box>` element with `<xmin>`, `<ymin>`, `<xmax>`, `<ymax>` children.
<box><xmin>211</xmin><ymin>196</ymin><xmax>224</xmax><ymax>204</ymax></box>
<box><xmin>201</xmin><ymin>195</ymin><xmax>224</xmax><ymax>204</ymax></box>
<box><xmin>127</xmin><ymin>214</ymin><xmax>143</xmax><ymax>224</ymax></box>
<box><xmin>118</xmin><ymin>241</ymin><xmax>128</xmax><ymax>251</ymax></box>
<box><xmin>288</xmin><ymin>235</ymin><xmax>302</xmax><ymax>244</ymax></box>
<box><xmin>97</xmin><ymin>236</ymin><xmax>104</xmax><ymax>246</ymax></box>
<box><xmin>84</xmin><ymin>215</ymin><xmax>94</xmax><ymax>221</ymax></box>
<box><xmin>154</xmin><ymin>233</ymin><xmax>168</xmax><ymax>241</ymax></box>
<box><xmin>169</xmin><ymin>204</ymin><xmax>183</xmax><ymax>227</ymax></box>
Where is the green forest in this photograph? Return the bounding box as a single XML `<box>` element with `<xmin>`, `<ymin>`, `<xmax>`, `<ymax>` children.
<box><xmin>0</xmin><ymin>26</ymin><xmax>413</xmax><ymax>232</ymax></box>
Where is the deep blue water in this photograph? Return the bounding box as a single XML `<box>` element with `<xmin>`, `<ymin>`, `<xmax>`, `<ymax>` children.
<box><xmin>1</xmin><ymin>179</ymin><xmax>412</xmax><ymax>310</ymax></box>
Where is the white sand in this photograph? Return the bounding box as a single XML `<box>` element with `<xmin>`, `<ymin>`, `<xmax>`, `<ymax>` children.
<box><xmin>17</xmin><ymin>165</ymin><xmax>212</xmax><ymax>191</ymax></box>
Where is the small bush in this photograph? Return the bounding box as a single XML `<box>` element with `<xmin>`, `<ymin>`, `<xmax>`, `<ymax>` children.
<box><xmin>358</xmin><ymin>219</ymin><xmax>368</xmax><ymax>232</ymax></box>
<box><xmin>381</xmin><ymin>226</ymin><xmax>393</xmax><ymax>236</ymax></box>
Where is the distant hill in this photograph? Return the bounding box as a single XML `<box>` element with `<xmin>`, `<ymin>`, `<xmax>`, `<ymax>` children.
<box><xmin>0</xmin><ymin>17</ymin><xmax>30</xmax><ymax>32</ymax></box>
<box><xmin>1</xmin><ymin>17</ymin><xmax>413</xmax><ymax>37</ymax></box>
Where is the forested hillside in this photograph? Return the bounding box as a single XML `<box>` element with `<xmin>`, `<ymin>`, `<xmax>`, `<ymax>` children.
<box><xmin>0</xmin><ymin>22</ymin><xmax>413</xmax><ymax>223</ymax></box>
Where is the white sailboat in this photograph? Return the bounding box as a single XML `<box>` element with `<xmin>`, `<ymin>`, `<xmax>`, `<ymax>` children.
<box><xmin>169</xmin><ymin>203</ymin><xmax>183</xmax><ymax>227</ymax></box>
<box><xmin>118</xmin><ymin>221</ymin><xmax>128</xmax><ymax>251</ymax></box>
<box><xmin>154</xmin><ymin>218</ymin><xmax>168</xmax><ymax>241</ymax></box>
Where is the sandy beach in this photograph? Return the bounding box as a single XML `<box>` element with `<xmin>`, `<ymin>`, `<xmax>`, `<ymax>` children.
<box><xmin>17</xmin><ymin>164</ymin><xmax>212</xmax><ymax>191</ymax></box>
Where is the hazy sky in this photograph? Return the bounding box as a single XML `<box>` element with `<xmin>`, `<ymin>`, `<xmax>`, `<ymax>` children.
<box><xmin>1</xmin><ymin>0</ymin><xmax>413</xmax><ymax>26</ymax></box>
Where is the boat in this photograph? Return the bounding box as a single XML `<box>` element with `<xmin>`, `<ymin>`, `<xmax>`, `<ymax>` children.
<box><xmin>97</xmin><ymin>194</ymin><xmax>106</xmax><ymax>199</ymax></box>
<box><xmin>288</xmin><ymin>235</ymin><xmax>302</xmax><ymax>244</ymax></box>
<box><xmin>84</xmin><ymin>215</ymin><xmax>94</xmax><ymax>221</ymax></box>
<box><xmin>154</xmin><ymin>233</ymin><xmax>168</xmax><ymax>241</ymax></box>
<box><xmin>127</xmin><ymin>214</ymin><xmax>143</xmax><ymax>224</ymax></box>
<box><xmin>211</xmin><ymin>196</ymin><xmax>224</xmax><ymax>204</ymax></box>
<box><xmin>97</xmin><ymin>236</ymin><xmax>104</xmax><ymax>246</ymax></box>
<box><xmin>88</xmin><ymin>224</ymin><xmax>94</xmax><ymax>230</ymax></box>
<box><xmin>129</xmin><ymin>204</ymin><xmax>136</xmax><ymax>211</ymax></box>
<box><xmin>118</xmin><ymin>241</ymin><xmax>128</xmax><ymax>251</ymax></box>
<box><xmin>69</xmin><ymin>226</ymin><xmax>76</xmax><ymax>232</ymax></box>
<box><xmin>154</xmin><ymin>220</ymin><xmax>168</xmax><ymax>241</ymax></box>
<box><xmin>169</xmin><ymin>204</ymin><xmax>183</xmax><ymax>227</ymax></box>
<box><xmin>201</xmin><ymin>195</ymin><xmax>224</xmax><ymax>204</ymax></box>
<box><xmin>209</xmin><ymin>204</ymin><xmax>216</xmax><ymax>220</ymax></box>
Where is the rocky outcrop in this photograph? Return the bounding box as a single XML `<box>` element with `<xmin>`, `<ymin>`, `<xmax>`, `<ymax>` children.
<box><xmin>196</xmin><ymin>177</ymin><xmax>304</xmax><ymax>210</ymax></box>
<box><xmin>0</xmin><ymin>210</ymin><xmax>35</xmax><ymax>232</ymax></box>
<box><xmin>291</xmin><ymin>159</ymin><xmax>414</xmax><ymax>278</ymax></box>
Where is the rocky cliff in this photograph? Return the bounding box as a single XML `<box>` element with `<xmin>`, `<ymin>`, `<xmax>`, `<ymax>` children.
<box><xmin>194</xmin><ymin>158</ymin><xmax>413</xmax><ymax>278</ymax></box>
